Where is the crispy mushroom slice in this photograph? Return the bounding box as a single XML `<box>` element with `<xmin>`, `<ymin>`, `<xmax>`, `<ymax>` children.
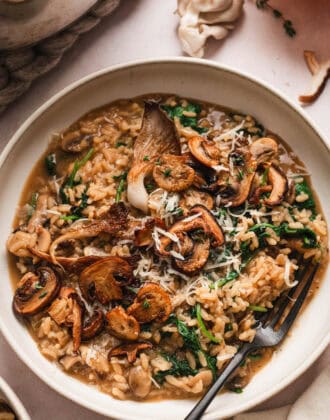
<box><xmin>153</xmin><ymin>154</ymin><xmax>195</xmax><ymax>192</ymax></box>
<box><xmin>82</xmin><ymin>309</ymin><xmax>105</xmax><ymax>341</ymax></box>
<box><xmin>61</xmin><ymin>130</ymin><xmax>92</xmax><ymax>153</ymax></box>
<box><xmin>250</xmin><ymin>137</ymin><xmax>278</xmax><ymax>165</ymax></box>
<box><xmin>127</xmin><ymin>283</ymin><xmax>172</xmax><ymax>324</ymax></box>
<box><xmin>48</xmin><ymin>286</ymin><xmax>83</xmax><ymax>351</ymax></box>
<box><xmin>79</xmin><ymin>257</ymin><xmax>132</xmax><ymax>304</ymax></box>
<box><xmin>106</xmin><ymin>306</ymin><xmax>140</xmax><ymax>341</ymax></box>
<box><xmin>127</xmin><ymin>102</ymin><xmax>180</xmax><ymax>213</ymax></box>
<box><xmin>190</xmin><ymin>205</ymin><xmax>224</xmax><ymax>247</ymax></box>
<box><xmin>175</xmin><ymin>236</ymin><xmax>211</xmax><ymax>274</ymax></box>
<box><xmin>13</xmin><ymin>267</ymin><xmax>60</xmax><ymax>316</ymax></box>
<box><xmin>108</xmin><ymin>342</ymin><xmax>153</xmax><ymax>363</ymax></box>
<box><xmin>188</xmin><ymin>136</ymin><xmax>221</xmax><ymax>167</ymax></box>
<box><xmin>179</xmin><ymin>188</ymin><xmax>214</xmax><ymax>214</ymax></box>
<box><xmin>249</xmin><ymin>185</ymin><xmax>272</xmax><ymax>205</ymax></box>
<box><xmin>299</xmin><ymin>50</ymin><xmax>330</xmax><ymax>104</ymax></box>
<box><xmin>264</xmin><ymin>165</ymin><xmax>288</xmax><ymax>206</ymax></box>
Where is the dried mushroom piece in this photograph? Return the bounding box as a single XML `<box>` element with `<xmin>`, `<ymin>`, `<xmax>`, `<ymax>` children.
<box><xmin>153</xmin><ymin>154</ymin><xmax>195</xmax><ymax>192</ymax></box>
<box><xmin>127</xmin><ymin>102</ymin><xmax>180</xmax><ymax>213</ymax></box>
<box><xmin>108</xmin><ymin>342</ymin><xmax>153</xmax><ymax>363</ymax></box>
<box><xmin>127</xmin><ymin>283</ymin><xmax>172</xmax><ymax>324</ymax></box>
<box><xmin>106</xmin><ymin>306</ymin><xmax>140</xmax><ymax>341</ymax></box>
<box><xmin>13</xmin><ymin>267</ymin><xmax>60</xmax><ymax>316</ymax></box>
<box><xmin>299</xmin><ymin>50</ymin><xmax>330</xmax><ymax>104</ymax></box>
<box><xmin>79</xmin><ymin>257</ymin><xmax>132</xmax><ymax>304</ymax></box>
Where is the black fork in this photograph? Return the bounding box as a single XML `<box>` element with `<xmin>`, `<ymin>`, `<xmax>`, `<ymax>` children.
<box><xmin>184</xmin><ymin>262</ymin><xmax>319</xmax><ymax>420</ymax></box>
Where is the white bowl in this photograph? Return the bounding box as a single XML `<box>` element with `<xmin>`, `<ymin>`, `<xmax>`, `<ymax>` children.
<box><xmin>0</xmin><ymin>58</ymin><xmax>329</xmax><ymax>420</ymax></box>
<box><xmin>0</xmin><ymin>377</ymin><xmax>30</xmax><ymax>420</ymax></box>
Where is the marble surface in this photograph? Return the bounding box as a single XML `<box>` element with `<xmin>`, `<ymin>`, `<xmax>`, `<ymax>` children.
<box><xmin>0</xmin><ymin>0</ymin><xmax>329</xmax><ymax>418</ymax></box>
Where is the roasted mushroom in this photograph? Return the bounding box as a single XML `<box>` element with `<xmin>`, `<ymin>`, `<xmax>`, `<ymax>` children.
<box><xmin>188</xmin><ymin>136</ymin><xmax>221</xmax><ymax>167</ymax></box>
<box><xmin>79</xmin><ymin>257</ymin><xmax>132</xmax><ymax>304</ymax></box>
<box><xmin>106</xmin><ymin>306</ymin><xmax>140</xmax><ymax>340</ymax></box>
<box><xmin>127</xmin><ymin>283</ymin><xmax>172</xmax><ymax>324</ymax></box>
<box><xmin>127</xmin><ymin>102</ymin><xmax>180</xmax><ymax>213</ymax></box>
<box><xmin>108</xmin><ymin>341</ymin><xmax>153</xmax><ymax>363</ymax></box>
<box><xmin>264</xmin><ymin>165</ymin><xmax>288</xmax><ymax>206</ymax></box>
<box><xmin>81</xmin><ymin>309</ymin><xmax>105</xmax><ymax>341</ymax></box>
<box><xmin>48</xmin><ymin>286</ymin><xmax>83</xmax><ymax>351</ymax></box>
<box><xmin>61</xmin><ymin>130</ymin><xmax>92</xmax><ymax>153</ymax></box>
<box><xmin>175</xmin><ymin>235</ymin><xmax>211</xmax><ymax>274</ymax></box>
<box><xmin>250</xmin><ymin>137</ymin><xmax>278</xmax><ymax>165</ymax></box>
<box><xmin>128</xmin><ymin>366</ymin><xmax>152</xmax><ymax>398</ymax></box>
<box><xmin>179</xmin><ymin>188</ymin><xmax>214</xmax><ymax>214</ymax></box>
<box><xmin>153</xmin><ymin>154</ymin><xmax>195</xmax><ymax>192</ymax></box>
<box><xmin>13</xmin><ymin>267</ymin><xmax>60</xmax><ymax>316</ymax></box>
<box><xmin>7</xmin><ymin>226</ymin><xmax>51</xmax><ymax>258</ymax></box>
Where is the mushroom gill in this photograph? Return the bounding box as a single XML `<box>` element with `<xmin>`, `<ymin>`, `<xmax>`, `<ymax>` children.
<box><xmin>127</xmin><ymin>102</ymin><xmax>180</xmax><ymax>213</ymax></box>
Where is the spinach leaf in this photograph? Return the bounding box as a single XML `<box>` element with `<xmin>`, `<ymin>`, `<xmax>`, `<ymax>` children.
<box><xmin>162</xmin><ymin>102</ymin><xmax>208</xmax><ymax>134</ymax></box>
<box><xmin>154</xmin><ymin>353</ymin><xmax>198</xmax><ymax>384</ymax></box>
<box><xmin>61</xmin><ymin>184</ymin><xmax>89</xmax><ymax>221</ymax></box>
<box><xmin>45</xmin><ymin>153</ymin><xmax>56</xmax><ymax>176</ymax></box>
<box><xmin>196</xmin><ymin>303</ymin><xmax>220</xmax><ymax>343</ymax></box>
<box><xmin>294</xmin><ymin>179</ymin><xmax>315</xmax><ymax>211</ymax></box>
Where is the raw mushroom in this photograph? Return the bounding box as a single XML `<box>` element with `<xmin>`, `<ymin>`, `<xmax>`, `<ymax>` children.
<box><xmin>299</xmin><ymin>50</ymin><xmax>330</xmax><ymax>104</ymax></box>
<box><xmin>127</xmin><ymin>283</ymin><xmax>172</xmax><ymax>323</ymax></box>
<box><xmin>61</xmin><ymin>130</ymin><xmax>92</xmax><ymax>153</ymax></box>
<box><xmin>264</xmin><ymin>165</ymin><xmax>288</xmax><ymax>206</ymax></box>
<box><xmin>108</xmin><ymin>342</ymin><xmax>153</xmax><ymax>363</ymax></box>
<box><xmin>177</xmin><ymin>0</ymin><xmax>244</xmax><ymax>58</ymax></box>
<box><xmin>188</xmin><ymin>136</ymin><xmax>221</xmax><ymax>168</ymax></box>
<box><xmin>127</xmin><ymin>102</ymin><xmax>180</xmax><ymax>213</ymax></box>
<box><xmin>48</xmin><ymin>286</ymin><xmax>82</xmax><ymax>351</ymax></box>
<box><xmin>79</xmin><ymin>257</ymin><xmax>133</xmax><ymax>304</ymax></box>
<box><xmin>153</xmin><ymin>154</ymin><xmax>195</xmax><ymax>192</ymax></box>
<box><xmin>106</xmin><ymin>306</ymin><xmax>140</xmax><ymax>341</ymax></box>
<box><xmin>128</xmin><ymin>366</ymin><xmax>152</xmax><ymax>398</ymax></box>
<box><xmin>13</xmin><ymin>267</ymin><xmax>60</xmax><ymax>316</ymax></box>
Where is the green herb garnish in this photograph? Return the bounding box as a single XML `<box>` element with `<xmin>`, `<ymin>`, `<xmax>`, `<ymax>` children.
<box><xmin>143</xmin><ymin>299</ymin><xmax>150</xmax><ymax>309</ymax></box>
<box><xmin>260</xmin><ymin>167</ymin><xmax>269</xmax><ymax>186</ymax></box>
<box><xmin>154</xmin><ymin>353</ymin><xmax>198</xmax><ymax>384</ymax></box>
<box><xmin>161</xmin><ymin>102</ymin><xmax>207</xmax><ymax>134</ymax></box>
<box><xmin>256</xmin><ymin>1</ymin><xmax>296</xmax><ymax>37</ymax></box>
<box><xmin>163</xmin><ymin>168</ymin><xmax>171</xmax><ymax>177</ymax></box>
<box><xmin>115</xmin><ymin>171</ymin><xmax>128</xmax><ymax>203</ymax></box>
<box><xmin>115</xmin><ymin>142</ymin><xmax>126</xmax><ymax>148</ymax></box>
<box><xmin>143</xmin><ymin>155</ymin><xmax>150</xmax><ymax>161</ymax></box>
<box><xmin>248</xmin><ymin>305</ymin><xmax>268</xmax><ymax>312</ymax></box>
<box><xmin>196</xmin><ymin>303</ymin><xmax>220</xmax><ymax>343</ymax></box>
<box><xmin>38</xmin><ymin>291</ymin><xmax>48</xmax><ymax>299</ymax></box>
<box><xmin>67</xmin><ymin>148</ymin><xmax>94</xmax><ymax>189</ymax></box>
<box><xmin>294</xmin><ymin>179</ymin><xmax>315</xmax><ymax>211</ymax></box>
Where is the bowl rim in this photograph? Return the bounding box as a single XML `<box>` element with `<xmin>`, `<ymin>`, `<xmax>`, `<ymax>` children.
<box><xmin>0</xmin><ymin>376</ymin><xmax>31</xmax><ymax>420</ymax></box>
<box><xmin>0</xmin><ymin>57</ymin><xmax>329</xmax><ymax>419</ymax></box>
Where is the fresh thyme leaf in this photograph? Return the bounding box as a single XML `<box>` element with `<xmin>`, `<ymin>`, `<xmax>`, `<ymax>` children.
<box><xmin>38</xmin><ymin>291</ymin><xmax>48</xmax><ymax>299</ymax></box>
<box><xmin>143</xmin><ymin>299</ymin><xmax>150</xmax><ymax>309</ymax></box>
<box><xmin>255</xmin><ymin>0</ymin><xmax>296</xmax><ymax>37</ymax></box>
<box><xmin>143</xmin><ymin>155</ymin><xmax>150</xmax><ymax>161</ymax></box>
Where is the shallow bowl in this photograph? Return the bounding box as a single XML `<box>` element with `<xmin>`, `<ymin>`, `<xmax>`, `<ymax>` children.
<box><xmin>0</xmin><ymin>58</ymin><xmax>329</xmax><ymax>419</ymax></box>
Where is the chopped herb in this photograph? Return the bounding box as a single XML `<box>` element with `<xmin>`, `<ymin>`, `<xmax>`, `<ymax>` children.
<box><xmin>224</xmin><ymin>323</ymin><xmax>233</xmax><ymax>333</ymax></box>
<box><xmin>163</xmin><ymin>168</ymin><xmax>171</xmax><ymax>177</ymax></box>
<box><xmin>45</xmin><ymin>153</ymin><xmax>56</xmax><ymax>176</ymax></box>
<box><xmin>34</xmin><ymin>283</ymin><xmax>44</xmax><ymax>290</ymax></box>
<box><xmin>115</xmin><ymin>142</ymin><xmax>126</xmax><ymax>148</ymax></box>
<box><xmin>237</xmin><ymin>169</ymin><xmax>244</xmax><ymax>181</ymax></box>
<box><xmin>161</xmin><ymin>102</ymin><xmax>208</xmax><ymax>134</ymax></box>
<box><xmin>67</xmin><ymin>148</ymin><xmax>94</xmax><ymax>189</ymax></box>
<box><xmin>196</xmin><ymin>303</ymin><xmax>220</xmax><ymax>343</ymax></box>
<box><xmin>146</xmin><ymin>183</ymin><xmax>155</xmax><ymax>192</ymax></box>
<box><xmin>260</xmin><ymin>167</ymin><xmax>269</xmax><ymax>186</ymax></box>
<box><xmin>61</xmin><ymin>184</ymin><xmax>89</xmax><ymax>221</ymax></box>
<box><xmin>38</xmin><ymin>291</ymin><xmax>48</xmax><ymax>299</ymax></box>
<box><xmin>231</xmin><ymin>387</ymin><xmax>243</xmax><ymax>394</ymax></box>
<box><xmin>175</xmin><ymin>207</ymin><xmax>184</xmax><ymax>217</ymax></box>
<box><xmin>114</xmin><ymin>172</ymin><xmax>128</xmax><ymax>203</ymax></box>
<box><xmin>126</xmin><ymin>286</ymin><xmax>139</xmax><ymax>294</ymax></box>
<box><xmin>230</xmin><ymin>153</ymin><xmax>245</xmax><ymax>166</ymax></box>
<box><xmin>211</xmin><ymin>270</ymin><xmax>239</xmax><ymax>289</ymax></box>
<box><xmin>154</xmin><ymin>353</ymin><xmax>198</xmax><ymax>384</ymax></box>
<box><xmin>143</xmin><ymin>155</ymin><xmax>150</xmax><ymax>161</ymax></box>
<box><xmin>143</xmin><ymin>299</ymin><xmax>150</xmax><ymax>309</ymax></box>
<box><xmin>249</xmin><ymin>305</ymin><xmax>268</xmax><ymax>312</ymax></box>
<box><xmin>155</xmin><ymin>158</ymin><xmax>161</xmax><ymax>166</ymax></box>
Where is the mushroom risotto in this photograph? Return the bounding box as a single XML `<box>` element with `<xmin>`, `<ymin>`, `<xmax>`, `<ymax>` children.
<box><xmin>7</xmin><ymin>95</ymin><xmax>328</xmax><ymax>400</ymax></box>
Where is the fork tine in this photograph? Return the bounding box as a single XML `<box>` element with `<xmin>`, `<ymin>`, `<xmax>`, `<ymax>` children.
<box><xmin>277</xmin><ymin>263</ymin><xmax>319</xmax><ymax>338</ymax></box>
<box><xmin>268</xmin><ymin>261</ymin><xmax>310</xmax><ymax>328</ymax></box>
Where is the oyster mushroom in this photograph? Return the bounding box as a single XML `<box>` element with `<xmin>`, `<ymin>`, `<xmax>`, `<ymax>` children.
<box><xmin>153</xmin><ymin>154</ymin><xmax>195</xmax><ymax>192</ymax></box>
<box><xmin>299</xmin><ymin>50</ymin><xmax>330</xmax><ymax>104</ymax></box>
<box><xmin>127</xmin><ymin>102</ymin><xmax>180</xmax><ymax>213</ymax></box>
<box><xmin>61</xmin><ymin>130</ymin><xmax>92</xmax><ymax>153</ymax></box>
<box><xmin>79</xmin><ymin>257</ymin><xmax>132</xmax><ymax>304</ymax></box>
<box><xmin>81</xmin><ymin>309</ymin><xmax>105</xmax><ymax>341</ymax></box>
<box><xmin>188</xmin><ymin>136</ymin><xmax>221</xmax><ymax>168</ymax></box>
<box><xmin>108</xmin><ymin>342</ymin><xmax>153</xmax><ymax>364</ymax></box>
<box><xmin>13</xmin><ymin>267</ymin><xmax>60</xmax><ymax>316</ymax></box>
<box><xmin>106</xmin><ymin>306</ymin><xmax>140</xmax><ymax>341</ymax></box>
<box><xmin>128</xmin><ymin>366</ymin><xmax>152</xmax><ymax>398</ymax></box>
<box><xmin>48</xmin><ymin>286</ymin><xmax>82</xmax><ymax>351</ymax></box>
<box><xmin>127</xmin><ymin>283</ymin><xmax>172</xmax><ymax>324</ymax></box>
<box><xmin>264</xmin><ymin>165</ymin><xmax>288</xmax><ymax>206</ymax></box>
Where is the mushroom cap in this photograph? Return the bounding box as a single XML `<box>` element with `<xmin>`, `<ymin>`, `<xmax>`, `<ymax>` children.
<box><xmin>82</xmin><ymin>309</ymin><xmax>105</xmax><ymax>341</ymax></box>
<box><xmin>13</xmin><ymin>267</ymin><xmax>60</xmax><ymax>316</ymax></box>
<box><xmin>188</xmin><ymin>136</ymin><xmax>221</xmax><ymax>168</ymax></box>
<box><xmin>106</xmin><ymin>306</ymin><xmax>140</xmax><ymax>341</ymax></box>
<box><xmin>153</xmin><ymin>154</ymin><xmax>195</xmax><ymax>192</ymax></box>
<box><xmin>79</xmin><ymin>257</ymin><xmax>133</xmax><ymax>304</ymax></box>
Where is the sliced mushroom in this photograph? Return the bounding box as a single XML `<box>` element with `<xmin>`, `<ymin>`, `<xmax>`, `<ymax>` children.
<box><xmin>127</xmin><ymin>283</ymin><xmax>172</xmax><ymax>324</ymax></box>
<box><xmin>249</xmin><ymin>185</ymin><xmax>272</xmax><ymax>205</ymax></box>
<box><xmin>106</xmin><ymin>306</ymin><xmax>140</xmax><ymax>341</ymax></box>
<box><xmin>48</xmin><ymin>286</ymin><xmax>82</xmax><ymax>351</ymax></box>
<box><xmin>108</xmin><ymin>342</ymin><xmax>153</xmax><ymax>363</ymax></box>
<box><xmin>61</xmin><ymin>130</ymin><xmax>92</xmax><ymax>153</ymax></box>
<box><xmin>179</xmin><ymin>188</ymin><xmax>214</xmax><ymax>214</ymax></box>
<box><xmin>27</xmin><ymin>193</ymin><xmax>49</xmax><ymax>233</ymax></box>
<box><xmin>79</xmin><ymin>257</ymin><xmax>132</xmax><ymax>304</ymax></box>
<box><xmin>188</xmin><ymin>136</ymin><xmax>221</xmax><ymax>167</ymax></box>
<box><xmin>175</xmin><ymin>236</ymin><xmax>211</xmax><ymax>274</ymax></box>
<box><xmin>134</xmin><ymin>218</ymin><xmax>165</xmax><ymax>247</ymax></box>
<box><xmin>250</xmin><ymin>137</ymin><xmax>278</xmax><ymax>165</ymax></box>
<box><xmin>190</xmin><ymin>205</ymin><xmax>224</xmax><ymax>247</ymax></box>
<box><xmin>128</xmin><ymin>366</ymin><xmax>152</xmax><ymax>398</ymax></box>
<box><xmin>153</xmin><ymin>154</ymin><xmax>195</xmax><ymax>192</ymax></box>
<box><xmin>127</xmin><ymin>102</ymin><xmax>180</xmax><ymax>213</ymax></box>
<box><xmin>82</xmin><ymin>309</ymin><xmax>105</xmax><ymax>341</ymax></box>
<box><xmin>13</xmin><ymin>267</ymin><xmax>60</xmax><ymax>316</ymax></box>
<box><xmin>264</xmin><ymin>165</ymin><xmax>288</xmax><ymax>206</ymax></box>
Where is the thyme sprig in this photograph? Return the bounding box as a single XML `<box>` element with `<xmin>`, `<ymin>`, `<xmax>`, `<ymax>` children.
<box><xmin>255</xmin><ymin>0</ymin><xmax>296</xmax><ymax>37</ymax></box>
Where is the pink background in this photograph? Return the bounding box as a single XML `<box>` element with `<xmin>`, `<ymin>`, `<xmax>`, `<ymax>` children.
<box><xmin>0</xmin><ymin>1</ymin><xmax>329</xmax><ymax>418</ymax></box>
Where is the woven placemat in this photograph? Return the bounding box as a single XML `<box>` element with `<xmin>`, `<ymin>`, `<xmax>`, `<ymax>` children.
<box><xmin>0</xmin><ymin>0</ymin><xmax>121</xmax><ymax>114</ymax></box>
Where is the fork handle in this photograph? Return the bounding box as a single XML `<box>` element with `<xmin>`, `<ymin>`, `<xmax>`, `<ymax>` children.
<box><xmin>184</xmin><ymin>343</ymin><xmax>253</xmax><ymax>420</ymax></box>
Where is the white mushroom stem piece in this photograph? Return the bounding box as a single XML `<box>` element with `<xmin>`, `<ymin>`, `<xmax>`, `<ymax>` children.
<box><xmin>299</xmin><ymin>50</ymin><xmax>330</xmax><ymax>104</ymax></box>
<box><xmin>177</xmin><ymin>0</ymin><xmax>244</xmax><ymax>58</ymax></box>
